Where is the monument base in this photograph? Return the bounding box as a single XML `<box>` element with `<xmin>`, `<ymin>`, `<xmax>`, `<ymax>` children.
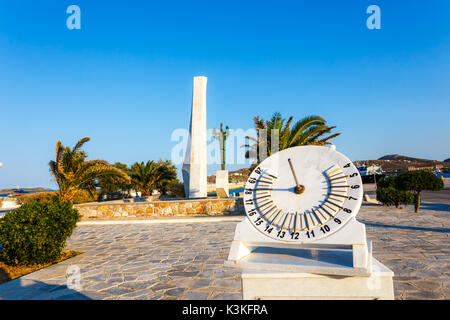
<box><xmin>241</xmin><ymin>258</ymin><xmax>394</xmax><ymax>300</ymax></box>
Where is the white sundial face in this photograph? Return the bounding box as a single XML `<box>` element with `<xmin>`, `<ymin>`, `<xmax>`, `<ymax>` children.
<box><xmin>243</xmin><ymin>146</ymin><xmax>363</xmax><ymax>242</ymax></box>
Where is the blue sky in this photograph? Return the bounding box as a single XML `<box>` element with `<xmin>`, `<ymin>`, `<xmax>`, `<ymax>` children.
<box><xmin>0</xmin><ymin>0</ymin><xmax>449</xmax><ymax>189</ymax></box>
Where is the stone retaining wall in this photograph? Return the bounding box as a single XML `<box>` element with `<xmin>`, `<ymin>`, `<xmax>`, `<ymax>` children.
<box><xmin>75</xmin><ymin>198</ymin><xmax>244</xmax><ymax>220</ymax></box>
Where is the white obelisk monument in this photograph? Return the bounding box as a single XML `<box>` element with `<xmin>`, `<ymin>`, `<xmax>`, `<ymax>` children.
<box><xmin>182</xmin><ymin>76</ymin><xmax>208</xmax><ymax>198</ymax></box>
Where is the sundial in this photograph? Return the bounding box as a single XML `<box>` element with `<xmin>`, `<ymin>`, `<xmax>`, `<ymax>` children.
<box><xmin>226</xmin><ymin>145</ymin><xmax>373</xmax><ymax>276</ymax></box>
<box><xmin>243</xmin><ymin>145</ymin><xmax>363</xmax><ymax>242</ymax></box>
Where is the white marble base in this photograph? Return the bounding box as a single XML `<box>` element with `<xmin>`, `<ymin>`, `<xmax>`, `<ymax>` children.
<box><xmin>226</xmin><ymin>218</ymin><xmax>371</xmax><ymax>275</ymax></box>
<box><xmin>241</xmin><ymin>258</ymin><xmax>394</xmax><ymax>300</ymax></box>
<box><xmin>215</xmin><ymin>170</ymin><xmax>229</xmax><ymax>198</ymax></box>
<box><xmin>225</xmin><ymin>243</ymin><xmax>372</xmax><ymax>276</ymax></box>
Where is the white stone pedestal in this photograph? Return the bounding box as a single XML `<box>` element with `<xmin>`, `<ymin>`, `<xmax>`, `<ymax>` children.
<box><xmin>241</xmin><ymin>258</ymin><xmax>394</xmax><ymax>300</ymax></box>
<box><xmin>215</xmin><ymin>170</ymin><xmax>229</xmax><ymax>198</ymax></box>
<box><xmin>226</xmin><ymin>218</ymin><xmax>372</xmax><ymax>276</ymax></box>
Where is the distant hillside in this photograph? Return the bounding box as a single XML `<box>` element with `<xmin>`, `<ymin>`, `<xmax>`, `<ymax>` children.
<box><xmin>356</xmin><ymin>154</ymin><xmax>450</xmax><ymax>173</ymax></box>
<box><xmin>207</xmin><ymin>168</ymin><xmax>250</xmax><ymax>184</ymax></box>
<box><xmin>378</xmin><ymin>154</ymin><xmax>432</xmax><ymax>162</ymax></box>
<box><xmin>0</xmin><ymin>187</ymin><xmax>53</xmax><ymax>194</ymax></box>
<box><xmin>444</xmin><ymin>158</ymin><xmax>450</xmax><ymax>163</ymax></box>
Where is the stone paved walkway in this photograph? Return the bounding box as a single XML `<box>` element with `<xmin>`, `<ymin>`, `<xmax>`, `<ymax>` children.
<box><xmin>0</xmin><ymin>203</ymin><xmax>448</xmax><ymax>300</ymax></box>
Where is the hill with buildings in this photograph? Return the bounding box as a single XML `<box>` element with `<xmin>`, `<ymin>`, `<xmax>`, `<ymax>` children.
<box><xmin>355</xmin><ymin>154</ymin><xmax>450</xmax><ymax>173</ymax></box>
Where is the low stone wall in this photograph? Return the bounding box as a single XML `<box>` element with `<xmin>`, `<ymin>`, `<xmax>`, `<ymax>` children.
<box><xmin>75</xmin><ymin>198</ymin><xmax>244</xmax><ymax>220</ymax></box>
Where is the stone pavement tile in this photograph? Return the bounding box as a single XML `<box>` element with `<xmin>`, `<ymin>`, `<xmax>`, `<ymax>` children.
<box><xmin>213</xmin><ymin>271</ymin><xmax>235</xmax><ymax>279</ymax></box>
<box><xmin>212</xmin><ymin>279</ymin><xmax>241</xmax><ymax>290</ymax></box>
<box><xmin>211</xmin><ymin>292</ymin><xmax>242</xmax><ymax>300</ymax></box>
<box><xmin>168</xmin><ymin>271</ymin><xmax>199</xmax><ymax>277</ymax></box>
<box><xmin>393</xmin><ymin>281</ymin><xmax>416</xmax><ymax>291</ymax></box>
<box><xmin>165</xmin><ymin>287</ymin><xmax>186</xmax><ymax>297</ymax></box>
<box><xmin>119</xmin><ymin>280</ymin><xmax>158</xmax><ymax>291</ymax></box>
<box><xmin>183</xmin><ymin>291</ymin><xmax>209</xmax><ymax>300</ymax></box>
<box><xmin>191</xmin><ymin>278</ymin><xmax>212</xmax><ymax>289</ymax></box>
<box><xmin>169</xmin><ymin>277</ymin><xmax>195</xmax><ymax>288</ymax></box>
<box><xmin>119</xmin><ymin>289</ymin><xmax>153</xmax><ymax>299</ymax></box>
<box><xmin>100</xmin><ymin>286</ymin><xmax>133</xmax><ymax>296</ymax></box>
<box><xmin>404</xmin><ymin>290</ymin><xmax>443</xmax><ymax>300</ymax></box>
<box><xmin>81</xmin><ymin>291</ymin><xmax>111</xmax><ymax>300</ymax></box>
<box><xmin>150</xmin><ymin>282</ymin><xmax>175</xmax><ymax>292</ymax></box>
<box><xmin>412</xmin><ymin>280</ymin><xmax>442</xmax><ymax>291</ymax></box>
<box><xmin>159</xmin><ymin>296</ymin><xmax>177</xmax><ymax>300</ymax></box>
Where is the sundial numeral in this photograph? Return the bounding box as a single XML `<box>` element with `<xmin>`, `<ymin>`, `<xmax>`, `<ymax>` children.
<box><xmin>351</xmin><ymin>185</ymin><xmax>360</xmax><ymax>189</ymax></box>
<box><xmin>255</xmin><ymin>217</ymin><xmax>263</xmax><ymax>226</ymax></box>
<box><xmin>306</xmin><ymin>230</ymin><xmax>315</xmax><ymax>238</ymax></box>
<box><xmin>264</xmin><ymin>225</ymin><xmax>274</xmax><ymax>233</ymax></box>
<box><xmin>320</xmin><ymin>225</ymin><xmax>331</xmax><ymax>234</ymax></box>
<box><xmin>277</xmin><ymin>230</ymin><xmax>286</xmax><ymax>238</ymax></box>
<box><xmin>349</xmin><ymin>172</ymin><xmax>358</xmax><ymax>177</ymax></box>
<box><xmin>290</xmin><ymin>232</ymin><xmax>299</xmax><ymax>240</ymax></box>
<box><xmin>343</xmin><ymin>163</ymin><xmax>351</xmax><ymax>168</ymax></box>
<box><xmin>334</xmin><ymin>218</ymin><xmax>342</xmax><ymax>224</ymax></box>
<box><xmin>245</xmin><ymin>199</ymin><xmax>254</xmax><ymax>205</ymax></box>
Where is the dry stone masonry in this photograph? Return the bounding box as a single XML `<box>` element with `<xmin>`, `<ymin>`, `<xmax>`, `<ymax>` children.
<box><xmin>75</xmin><ymin>198</ymin><xmax>244</xmax><ymax>220</ymax></box>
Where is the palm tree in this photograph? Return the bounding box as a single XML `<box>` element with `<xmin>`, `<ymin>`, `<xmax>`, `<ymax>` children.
<box><xmin>49</xmin><ymin>137</ymin><xmax>131</xmax><ymax>202</ymax></box>
<box><xmin>98</xmin><ymin>162</ymin><xmax>132</xmax><ymax>195</ymax></box>
<box><xmin>131</xmin><ymin>161</ymin><xmax>164</xmax><ymax>197</ymax></box>
<box><xmin>244</xmin><ymin>112</ymin><xmax>340</xmax><ymax>162</ymax></box>
<box><xmin>154</xmin><ymin>159</ymin><xmax>178</xmax><ymax>195</ymax></box>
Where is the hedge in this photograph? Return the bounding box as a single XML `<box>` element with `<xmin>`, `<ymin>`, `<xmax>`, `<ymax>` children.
<box><xmin>0</xmin><ymin>196</ymin><xmax>80</xmax><ymax>265</ymax></box>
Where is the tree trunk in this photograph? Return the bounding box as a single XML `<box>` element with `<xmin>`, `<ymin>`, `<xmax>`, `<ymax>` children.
<box><xmin>220</xmin><ymin>140</ymin><xmax>225</xmax><ymax>171</ymax></box>
<box><xmin>414</xmin><ymin>192</ymin><xmax>421</xmax><ymax>213</ymax></box>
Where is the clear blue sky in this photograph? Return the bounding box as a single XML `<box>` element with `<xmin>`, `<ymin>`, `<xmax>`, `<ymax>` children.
<box><xmin>0</xmin><ymin>0</ymin><xmax>449</xmax><ymax>189</ymax></box>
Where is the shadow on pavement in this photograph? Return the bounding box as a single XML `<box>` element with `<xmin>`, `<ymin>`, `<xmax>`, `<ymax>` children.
<box><xmin>419</xmin><ymin>202</ymin><xmax>450</xmax><ymax>212</ymax></box>
<box><xmin>0</xmin><ymin>279</ymin><xmax>91</xmax><ymax>300</ymax></box>
<box><xmin>359</xmin><ymin>220</ymin><xmax>450</xmax><ymax>234</ymax></box>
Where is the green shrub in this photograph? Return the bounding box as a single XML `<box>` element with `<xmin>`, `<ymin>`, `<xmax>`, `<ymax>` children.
<box><xmin>0</xmin><ymin>197</ymin><xmax>80</xmax><ymax>266</ymax></box>
<box><xmin>167</xmin><ymin>182</ymin><xmax>185</xmax><ymax>198</ymax></box>
<box><xmin>376</xmin><ymin>186</ymin><xmax>414</xmax><ymax>208</ymax></box>
<box><xmin>377</xmin><ymin>175</ymin><xmax>400</xmax><ymax>189</ymax></box>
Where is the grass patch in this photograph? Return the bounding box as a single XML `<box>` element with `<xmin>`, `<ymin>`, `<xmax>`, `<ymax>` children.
<box><xmin>0</xmin><ymin>250</ymin><xmax>83</xmax><ymax>285</ymax></box>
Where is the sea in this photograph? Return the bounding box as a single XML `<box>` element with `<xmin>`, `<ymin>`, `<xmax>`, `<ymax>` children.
<box><xmin>438</xmin><ymin>173</ymin><xmax>450</xmax><ymax>179</ymax></box>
